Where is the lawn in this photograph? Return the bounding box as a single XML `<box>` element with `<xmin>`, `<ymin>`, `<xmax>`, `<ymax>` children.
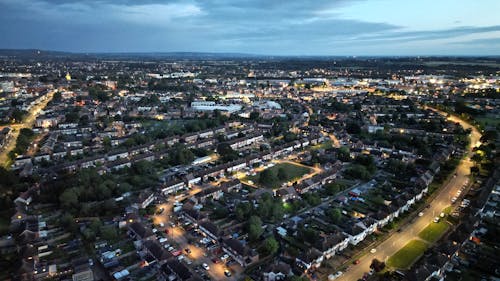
<box><xmin>418</xmin><ymin>221</ymin><xmax>449</xmax><ymax>243</ymax></box>
<box><xmin>474</xmin><ymin>114</ymin><xmax>500</xmax><ymax>129</ymax></box>
<box><xmin>310</xmin><ymin>140</ymin><xmax>333</xmax><ymax>150</ymax></box>
<box><xmin>387</xmin><ymin>240</ymin><xmax>428</xmax><ymax>269</ymax></box>
<box><xmin>247</xmin><ymin>162</ymin><xmax>312</xmax><ymax>189</ymax></box>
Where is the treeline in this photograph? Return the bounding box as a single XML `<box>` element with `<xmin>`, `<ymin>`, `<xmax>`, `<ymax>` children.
<box><xmin>40</xmin><ymin>161</ymin><xmax>160</xmax><ymax>217</ymax></box>
<box><xmin>8</xmin><ymin>128</ymin><xmax>34</xmax><ymax>160</ymax></box>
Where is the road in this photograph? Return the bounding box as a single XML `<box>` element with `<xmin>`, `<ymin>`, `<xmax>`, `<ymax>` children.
<box><xmin>335</xmin><ymin>110</ymin><xmax>481</xmax><ymax>281</ymax></box>
<box><xmin>0</xmin><ymin>91</ymin><xmax>56</xmax><ymax>167</ymax></box>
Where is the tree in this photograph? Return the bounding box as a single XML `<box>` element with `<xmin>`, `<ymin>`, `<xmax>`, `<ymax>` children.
<box><xmin>370</xmin><ymin>258</ymin><xmax>386</xmax><ymax>272</ymax></box>
<box><xmin>100</xmin><ymin>225</ymin><xmax>118</xmax><ymax>241</ymax></box>
<box><xmin>247</xmin><ymin>216</ymin><xmax>263</xmax><ymax>241</ymax></box>
<box><xmin>327</xmin><ymin>208</ymin><xmax>342</xmax><ymax>224</ymax></box>
<box><xmin>217</xmin><ymin>143</ymin><xmax>239</xmax><ymax>162</ymax></box>
<box><xmin>259</xmin><ymin>169</ymin><xmax>277</xmax><ymax>186</ymax></box>
<box><xmin>235</xmin><ymin>202</ymin><xmax>252</xmax><ymax>221</ymax></box>
<box><xmin>337</xmin><ymin>146</ymin><xmax>351</xmax><ymax>162</ymax></box>
<box><xmin>260</xmin><ymin>237</ymin><xmax>279</xmax><ymax>256</ymax></box>
<box><xmin>277</xmin><ymin>167</ymin><xmax>289</xmax><ymax>181</ymax></box>
<box><xmin>346</xmin><ymin>122</ymin><xmax>361</xmax><ymax>134</ymax></box>
<box><xmin>59</xmin><ymin>189</ymin><xmax>79</xmax><ymax>209</ymax></box>
<box><xmin>249</xmin><ymin>111</ymin><xmax>260</xmax><ymax>120</ymax></box>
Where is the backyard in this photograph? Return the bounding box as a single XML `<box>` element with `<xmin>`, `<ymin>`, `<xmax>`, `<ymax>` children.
<box><xmin>387</xmin><ymin>240</ymin><xmax>428</xmax><ymax>269</ymax></box>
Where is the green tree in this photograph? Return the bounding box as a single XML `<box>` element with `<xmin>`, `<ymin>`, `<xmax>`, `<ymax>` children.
<box><xmin>259</xmin><ymin>169</ymin><xmax>277</xmax><ymax>186</ymax></box>
<box><xmin>247</xmin><ymin>216</ymin><xmax>263</xmax><ymax>241</ymax></box>
<box><xmin>337</xmin><ymin>146</ymin><xmax>351</xmax><ymax>162</ymax></box>
<box><xmin>100</xmin><ymin>225</ymin><xmax>118</xmax><ymax>241</ymax></box>
<box><xmin>277</xmin><ymin>167</ymin><xmax>289</xmax><ymax>181</ymax></box>
<box><xmin>217</xmin><ymin>143</ymin><xmax>239</xmax><ymax>162</ymax></box>
<box><xmin>249</xmin><ymin>111</ymin><xmax>260</xmax><ymax>120</ymax></box>
<box><xmin>260</xmin><ymin>237</ymin><xmax>279</xmax><ymax>256</ymax></box>
<box><xmin>59</xmin><ymin>189</ymin><xmax>79</xmax><ymax>209</ymax></box>
<box><xmin>327</xmin><ymin>208</ymin><xmax>342</xmax><ymax>224</ymax></box>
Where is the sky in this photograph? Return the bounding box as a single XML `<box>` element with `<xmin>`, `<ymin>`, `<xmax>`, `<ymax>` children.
<box><xmin>1</xmin><ymin>0</ymin><xmax>500</xmax><ymax>56</ymax></box>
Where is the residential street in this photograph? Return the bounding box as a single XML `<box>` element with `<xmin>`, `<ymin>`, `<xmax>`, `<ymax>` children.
<box><xmin>336</xmin><ymin>110</ymin><xmax>481</xmax><ymax>281</ymax></box>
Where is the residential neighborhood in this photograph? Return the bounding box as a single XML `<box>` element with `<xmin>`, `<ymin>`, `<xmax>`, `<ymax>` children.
<box><xmin>0</xmin><ymin>54</ymin><xmax>499</xmax><ymax>281</ymax></box>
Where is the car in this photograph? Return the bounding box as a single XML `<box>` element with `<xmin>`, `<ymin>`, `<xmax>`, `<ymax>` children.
<box><xmin>212</xmin><ymin>258</ymin><xmax>220</xmax><ymax>264</ymax></box>
<box><xmin>185</xmin><ymin>248</ymin><xmax>191</xmax><ymax>254</ymax></box>
<box><xmin>440</xmin><ymin>212</ymin><xmax>445</xmax><ymax>218</ymax></box>
<box><xmin>433</xmin><ymin>217</ymin><xmax>440</xmax><ymax>223</ymax></box>
<box><xmin>370</xmin><ymin>248</ymin><xmax>377</xmax><ymax>254</ymax></box>
<box><xmin>369</xmin><ymin>269</ymin><xmax>375</xmax><ymax>275</ymax></box>
<box><xmin>451</xmin><ymin>197</ymin><xmax>457</xmax><ymax>203</ymax></box>
<box><xmin>168</xmin><ymin>246</ymin><xmax>175</xmax><ymax>251</ymax></box>
<box><xmin>159</xmin><ymin>222</ymin><xmax>165</xmax><ymax>227</ymax></box>
<box><xmin>353</xmin><ymin>259</ymin><xmax>361</xmax><ymax>265</ymax></box>
<box><xmin>224</xmin><ymin>269</ymin><xmax>232</xmax><ymax>277</ymax></box>
<box><xmin>221</xmin><ymin>254</ymin><xmax>230</xmax><ymax>261</ymax></box>
<box><xmin>418</xmin><ymin>212</ymin><xmax>424</xmax><ymax>217</ymax></box>
<box><xmin>328</xmin><ymin>271</ymin><xmax>343</xmax><ymax>280</ymax></box>
<box><xmin>88</xmin><ymin>258</ymin><xmax>94</xmax><ymax>266</ymax></box>
<box><xmin>202</xmin><ymin>263</ymin><xmax>210</xmax><ymax>270</ymax></box>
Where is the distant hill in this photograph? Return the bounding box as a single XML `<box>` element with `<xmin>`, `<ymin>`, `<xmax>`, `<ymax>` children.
<box><xmin>0</xmin><ymin>49</ymin><xmax>268</xmax><ymax>60</ymax></box>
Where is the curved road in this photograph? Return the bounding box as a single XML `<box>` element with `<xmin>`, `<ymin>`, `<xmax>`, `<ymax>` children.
<box><xmin>0</xmin><ymin>91</ymin><xmax>56</xmax><ymax>167</ymax></box>
<box><xmin>336</xmin><ymin>109</ymin><xmax>481</xmax><ymax>281</ymax></box>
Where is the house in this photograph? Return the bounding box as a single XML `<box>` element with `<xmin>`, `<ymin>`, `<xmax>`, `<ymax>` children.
<box><xmin>182</xmin><ymin>209</ymin><xmax>203</xmax><ymax>224</ymax></box>
<box><xmin>143</xmin><ymin>240</ymin><xmax>172</xmax><ymax>264</ymax></box>
<box><xmin>184</xmin><ymin>173</ymin><xmax>201</xmax><ymax>187</ymax></box>
<box><xmin>128</xmin><ymin>222</ymin><xmax>154</xmax><ymax>241</ymax></box>
<box><xmin>161</xmin><ymin>179</ymin><xmax>186</xmax><ymax>195</ymax></box>
<box><xmin>134</xmin><ymin>191</ymin><xmax>156</xmax><ymax>209</ymax></box>
<box><xmin>162</xmin><ymin>259</ymin><xmax>193</xmax><ymax>281</ymax></box>
<box><xmin>14</xmin><ymin>188</ymin><xmax>36</xmax><ymax>208</ymax></box>
<box><xmin>262</xmin><ymin>261</ymin><xmax>293</xmax><ymax>281</ymax></box>
<box><xmin>274</xmin><ymin>187</ymin><xmax>298</xmax><ymax>202</ymax></box>
<box><xmin>296</xmin><ymin>248</ymin><xmax>323</xmax><ymax>270</ymax></box>
<box><xmin>194</xmin><ymin>187</ymin><xmax>223</xmax><ymax>203</ymax></box>
<box><xmin>222</xmin><ymin>238</ymin><xmax>259</xmax><ymax>267</ymax></box>
<box><xmin>220</xmin><ymin>179</ymin><xmax>242</xmax><ymax>192</ymax></box>
<box><xmin>198</xmin><ymin>221</ymin><xmax>221</xmax><ymax>242</ymax></box>
<box><xmin>72</xmin><ymin>258</ymin><xmax>94</xmax><ymax>281</ymax></box>
<box><xmin>314</xmin><ymin>232</ymin><xmax>349</xmax><ymax>259</ymax></box>
<box><xmin>343</xmin><ymin>223</ymin><xmax>367</xmax><ymax>245</ymax></box>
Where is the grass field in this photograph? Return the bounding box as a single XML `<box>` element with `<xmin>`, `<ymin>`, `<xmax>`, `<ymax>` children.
<box><xmin>387</xmin><ymin>240</ymin><xmax>428</xmax><ymax>269</ymax></box>
<box><xmin>247</xmin><ymin>162</ymin><xmax>312</xmax><ymax>189</ymax></box>
<box><xmin>418</xmin><ymin>221</ymin><xmax>450</xmax><ymax>243</ymax></box>
<box><xmin>474</xmin><ymin>115</ymin><xmax>500</xmax><ymax>129</ymax></box>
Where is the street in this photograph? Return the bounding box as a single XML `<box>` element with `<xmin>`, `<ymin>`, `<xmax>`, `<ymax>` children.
<box><xmin>0</xmin><ymin>90</ymin><xmax>56</xmax><ymax>167</ymax></box>
<box><xmin>336</xmin><ymin>110</ymin><xmax>481</xmax><ymax>281</ymax></box>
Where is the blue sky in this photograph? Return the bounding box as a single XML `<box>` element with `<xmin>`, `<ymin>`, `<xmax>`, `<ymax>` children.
<box><xmin>0</xmin><ymin>0</ymin><xmax>499</xmax><ymax>55</ymax></box>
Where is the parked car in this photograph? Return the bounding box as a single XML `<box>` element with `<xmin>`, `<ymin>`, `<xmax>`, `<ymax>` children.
<box><xmin>202</xmin><ymin>263</ymin><xmax>210</xmax><ymax>270</ymax></box>
<box><xmin>224</xmin><ymin>269</ymin><xmax>232</xmax><ymax>277</ymax></box>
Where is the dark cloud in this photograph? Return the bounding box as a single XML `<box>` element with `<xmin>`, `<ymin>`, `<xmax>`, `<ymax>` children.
<box><xmin>0</xmin><ymin>0</ymin><xmax>498</xmax><ymax>55</ymax></box>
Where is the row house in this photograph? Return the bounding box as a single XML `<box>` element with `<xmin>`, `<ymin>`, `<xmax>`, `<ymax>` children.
<box><xmin>134</xmin><ymin>191</ymin><xmax>156</xmax><ymax>209</ymax></box>
<box><xmin>315</xmin><ymin>232</ymin><xmax>350</xmax><ymax>259</ymax></box>
<box><xmin>193</xmin><ymin>187</ymin><xmax>223</xmax><ymax>203</ymax></box>
<box><xmin>296</xmin><ymin>248</ymin><xmax>323</xmax><ymax>271</ymax></box>
<box><xmin>198</xmin><ymin>221</ymin><xmax>221</xmax><ymax>242</ymax></box>
<box><xmin>222</xmin><ymin>238</ymin><xmax>259</xmax><ymax>267</ymax></box>
<box><xmin>161</xmin><ymin>180</ymin><xmax>186</xmax><ymax>196</ymax></box>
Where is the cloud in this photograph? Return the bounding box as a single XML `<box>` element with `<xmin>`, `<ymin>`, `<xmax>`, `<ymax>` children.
<box><xmin>0</xmin><ymin>0</ymin><xmax>498</xmax><ymax>55</ymax></box>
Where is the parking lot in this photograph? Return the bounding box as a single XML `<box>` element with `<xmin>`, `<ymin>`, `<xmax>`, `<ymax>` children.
<box><xmin>150</xmin><ymin>194</ymin><xmax>242</xmax><ymax>280</ymax></box>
